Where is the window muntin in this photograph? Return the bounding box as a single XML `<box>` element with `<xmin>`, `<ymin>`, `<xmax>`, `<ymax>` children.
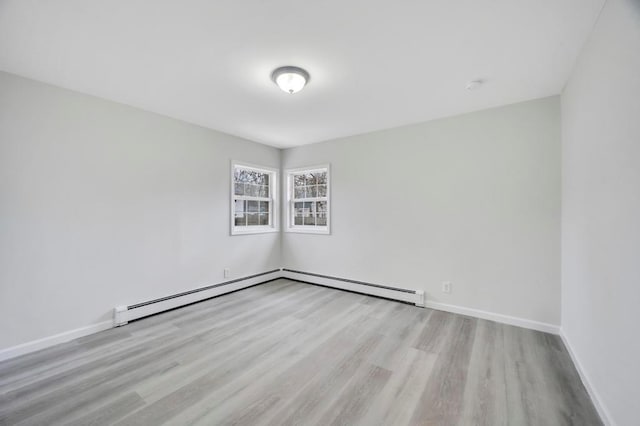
<box><xmin>287</xmin><ymin>166</ymin><xmax>330</xmax><ymax>233</ymax></box>
<box><xmin>231</xmin><ymin>163</ymin><xmax>277</xmax><ymax>234</ymax></box>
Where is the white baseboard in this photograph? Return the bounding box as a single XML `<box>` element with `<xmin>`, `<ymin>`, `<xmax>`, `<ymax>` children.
<box><xmin>0</xmin><ymin>320</ymin><xmax>113</xmax><ymax>362</ymax></box>
<box><xmin>559</xmin><ymin>330</ymin><xmax>614</xmax><ymax>426</ymax></box>
<box><xmin>282</xmin><ymin>269</ymin><xmax>558</xmax><ymax>334</ymax></box>
<box><xmin>424</xmin><ymin>300</ymin><xmax>560</xmax><ymax>334</ymax></box>
<box><xmin>282</xmin><ymin>269</ymin><xmax>424</xmax><ymax>306</ymax></box>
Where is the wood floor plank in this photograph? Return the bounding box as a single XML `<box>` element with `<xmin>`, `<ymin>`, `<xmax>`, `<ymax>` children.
<box><xmin>321</xmin><ymin>364</ymin><xmax>393</xmax><ymax>426</ymax></box>
<box><xmin>409</xmin><ymin>315</ymin><xmax>477</xmax><ymax>425</ymax></box>
<box><xmin>458</xmin><ymin>319</ymin><xmax>508</xmax><ymax>426</ymax></box>
<box><xmin>65</xmin><ymin>392</ymin><xmax>145</xmax><ymax>426</ymax></box>
<box><xmin>0</xmin><ymin>279</ymin><xmax>603</xmax><ymax>426</ymax></box>
<box><xmin>361</xmin><ymin>347</ymin><xmax>438</xmax><ymax>426</ymax></box>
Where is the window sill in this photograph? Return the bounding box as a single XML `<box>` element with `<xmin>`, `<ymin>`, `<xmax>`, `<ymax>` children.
<box><xmin>285</xmin><ymin>227</ymin><xmax>330</xmax><ymax>235</ymax></box>
<box><xmin>231</xmin><ymin>227</ymin><xmax>279</xmax><ymax>236</ymax></box>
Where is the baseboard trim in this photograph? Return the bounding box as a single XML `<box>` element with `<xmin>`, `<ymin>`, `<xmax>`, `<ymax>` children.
<box><xmin>282</xmin><ymin>269</ymin><xmax>425</xmax><ymax>306</ymax></box>
<box><xmin>0</xmin><ymin>320</ymin><xmax>113</xmax><ymax>362</ymax></box>
<box><xmin>424</xmin><ymin>300</ymin><xmax>560</xmax><ymax>334</ymax></box>
<box><xmin>559</xmin><ymin>330</ymin><xmax>614</xmax><ymax>426</ymax></box>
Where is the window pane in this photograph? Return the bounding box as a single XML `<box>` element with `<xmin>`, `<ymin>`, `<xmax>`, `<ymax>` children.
<box><xmin>316</xmin><ymin>200</ymin><xmax>327</xmax><ymax>215</ymax></box>
<box><xmin>244</xmin><ymin>184</ymin><xmax>257</xmax><ymax>197</ymax></box>
<box><xmin>247</xmin><ymin>200</ymin><xmax>259</xmax><ymax>213</ymax></box>
<box><xmin>306</xmin><ymin>185</ymin><xmax>317</xmax><ymax>197</ymax></box>
<box><xmin>259</xmin><ymin>213</ymin><xmax>269</xmax><ymax>226</ymax></box>
<box><xmin>304</xmin><ymin>173</ymin><xmax>316</xmax><ymax>186</ymax></box>
<box><xmin>236</xmin><ymin>169</ymin><xmax>248</xmax><ymax>183</ymax></box>
<box><xmin>303</xmin><ymin>201</ymin><xmax>314</xmax><ymax>225</ymax></box>
<box><xmin>234</xmin><ymin>200</ymin><xmax>246</xmax><ymax>226</ymax></box>
<box><xmin>247</xmin><ymin>213</ymin><xmax>259</xmax><ymax>226</ymax></box>
<box><xmin>317</xmin><ymin>184</ymin><xmax>327</xmax><ymax>197</ymax></box>
<box><xmin>294</xmin><ymin>186</ymin><xmax>305</xmax><ymax>199</ymax></box>
<box><xmin>235</xmin><ymin>200</ymin><xmax>246</xmax><ymax>216</ymax></box>
<box><xmin>316</xmin><ymin>201</ymin><xmax>327</xmax><ymax>226</ymax></box>
<box><xmin>316</xmin><ymin>172</ymin><xmax>327</xmax><ymax>185</ymax></box>
<box><xmin>258</xmin><ymin>172</ymin><xmax>268</xmax><ymax>185</ymax></box>
<box><xmin>294</xmin><ymin>174</ymin><xmax>305</xmax><ymax>187</ymax></box>
<box><xmin>235</xmin><ymin>214</ymin><xmax>247</xmax><ymax>226</ymax></box>
<box><xmin>234</xmin><ymin>182</ymin><xmax>244</xmax><ymax>196</ymax></box>
<box><xmin>259</xmin><ymin>201</ymin><xmax>269</xmax><ymax>213</ymax></box>
<box><xmin>258</xmin><ymin>185</ymin><xmax>269</xmax><ymax>198</ymax></box>
<box><xmin>294</xmin><ymin>201</ymin><xmax>312</xmax><ymax>226</ymax></box>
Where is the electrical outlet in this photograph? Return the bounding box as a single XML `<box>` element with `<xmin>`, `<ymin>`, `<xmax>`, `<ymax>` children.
<box><xmin>442</xmin><ymin>281</ymin><xmax>452</xmax><ymax>294</ymax></box>
<box><xmin>224</xmin><ymin>268</ymin><xmax>230</xmax><ymax>278</ymax></box>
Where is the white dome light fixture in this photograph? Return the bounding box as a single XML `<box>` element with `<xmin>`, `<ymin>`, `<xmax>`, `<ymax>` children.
<box><xmin>271</xmin><ymin>66</ymin><xmax>310</xmax><ymax>94</ymax></box>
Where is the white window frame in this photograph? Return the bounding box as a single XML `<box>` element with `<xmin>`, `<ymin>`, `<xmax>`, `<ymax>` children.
<box><xmin>230</xmin><ymin>161</ymin><xmax>279</xmax><ymax>235</ymax></box>
<box><xmin>285</xmin><ymin>164</ymin><xmax>330</xmax><ymax>235</ymax></box>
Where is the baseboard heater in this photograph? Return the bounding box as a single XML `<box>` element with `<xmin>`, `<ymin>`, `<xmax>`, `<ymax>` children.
<box><xmin>113</xmin><ymin>269</ymin><xmax>281</xmax><ymax>326</ymax></box>
<box><xmin>114</xmin><ymin>268</ymin><xmax>424</xmax><ymax>326</ymax></box>
<box><xmin>281</xmin><ymin>268</ymin><xmax>425</xmax><ymax>307</ymax></box>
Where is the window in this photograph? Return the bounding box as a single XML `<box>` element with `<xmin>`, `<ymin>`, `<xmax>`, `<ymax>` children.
<box><xmin>286</xmin><ymin>165</ymin><xmax>330</xmax><ymax>234</ymax></box>
<box><xmin>231</xmin><ymin>162</ymin><xmax>278</xmax><ymax>235</ymax></box>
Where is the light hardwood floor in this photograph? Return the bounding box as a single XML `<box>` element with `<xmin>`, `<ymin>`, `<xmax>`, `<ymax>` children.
<box><xmin>0</xmin><ymin>279</ymin><xmax>601</xmax><ymax>425</ymax></box>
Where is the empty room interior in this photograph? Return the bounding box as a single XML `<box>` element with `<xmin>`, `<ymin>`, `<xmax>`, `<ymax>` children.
<box><xmin>0</xmin><ymin>0</ymin><xmax>638</xmax><ymax>425</ymax></box>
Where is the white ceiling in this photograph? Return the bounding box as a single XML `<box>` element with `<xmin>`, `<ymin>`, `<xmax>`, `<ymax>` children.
<box><xmin>0</xmin><ymin>0</ymin><xmax>605</xmax><ymax>148</ymax></box>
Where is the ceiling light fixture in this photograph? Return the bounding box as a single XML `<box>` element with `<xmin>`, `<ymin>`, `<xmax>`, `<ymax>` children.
<box><xmin>271</xmin><ymin>66</ymin><xmax>310</xmax><ymax>94</ymax></box>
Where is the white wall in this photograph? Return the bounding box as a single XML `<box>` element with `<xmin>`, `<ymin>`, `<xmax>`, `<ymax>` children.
<box><xmin>561</xmin><ymin>0</ymin><xmax>640</xmax><ymax>424</ymax></box>
<box><xmin>0</xmin><ymin>71</ymin><xmax>281</xmax><ymax>351</ymax></box>
<box><xmin>282</xmin><ymin>96</ymin><xmax>561</xmax><ymax>326</ymax></box>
